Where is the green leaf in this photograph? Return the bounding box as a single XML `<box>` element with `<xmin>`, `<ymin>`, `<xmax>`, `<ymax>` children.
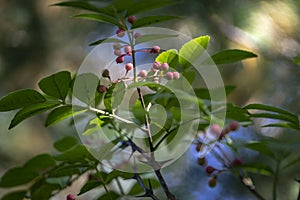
<box><xmin>245</xmin><ymin>141</ymin><xmax>275</xmax><ymax>158</ymax></box>
<box><xmin>262</xmin><ymin>122</ymin><xmax>300</xmax><ymax>130</ymax></box>
<box><xmin>293</xmin><ymin>57</ymin><xmax>300</xmax><ymax>65</ymax></box>
<box><xmin>54</xmin><ymin>145</ymin><xmax>93</xmax><ymax>163</ymax></box>
<box><xmin>132</xmin><ymin>15</ymin><xmax>181</xmax><ymax>28</ymax></box>
<box><xmin>47</xmin><ymin>164</ymin><xmax>82</xmax><ymax>177</ymax></box>
<box><xmin>240</xmin><ymin>163</ymin><xmax>273</xmax><ymax>176</ymax></box>
<box><xmin>97</xmin><ymin>191</ymin><xmax>120</xmax><ymax>200</ymax></box>
<box><xmin>31</xmin><ymin>183</ymin><xmax>61</xmax><ymax>200</ymax></box>
<box><xmin>1</xmin><ymin>191</ymin><xmax>27</xmax><ymax>200</ymax></box>
<box><xmin>24</xmin><ymin>154</ymin><xmax>56</xmax><ymax>172</ymax></box>
<box><xmin>73</xmin><ymin>73</ymin><xmax>100</xmax><ymax>106</ymax></box>
<box><xmin>104</xmin><ymin>81</ymin><xmax>126</xmax><ymax>111</ymax></box>
<box><xmin>194</xmin><ymin>85</ymin><xmax>236</xmax><ymax>100</ymax></box>
<box><xmin>211</xmin><ymin>49</ymin><xmax>257</xmax><ymax>65</ymax></box>
<box><xmin>244</xmin><ymin>103</ymin><xmax>297</xmax><ymax>118</ymax></box>
<box><xmin>282</xmin><ymin>157</ymin><xmax>300</xmax><ymax>169</ymax></box>
<box><xmin>45</xmin><ymin>105</ymin><xmax>87</xmax><ymax>127</ymax></box>
<box><xmin>79</xmin><ymin>180</ymin><xmax>102</xmax><ymax>195</ymax></box>
<box><xmin>135</xmin><ymin>34</ymin><xmax>178</xmax><ymax>44</ymax></box>
<box><xmin>249</xmin><ymin>113</ymin><xmax>298</xmax><ymax>125</ymax></box>
<box><xmin>74</xmin><ymin>13</ymin><xmax>121</xmax><ymax>26</ymax></box>
<box><xmin>0</xmin><ymin>167</ymin><xmax>39</xmax><ymax>187</ymax></box>
<box><xmin>53</xmin><ymin>1</ymin><xmax>115</xmax><ymax>17</ymax></box>
<box><xmin>83</xmin><ymin>116</ymin><xmax>112</xmax><ymax>136</ymax></box>
<box><xmin>38</xmin><ymin>71</ymin><xmax>71</xmax><ymax>101</ymax></box>
<box><xmin>224</xmin><ymin>103</ymin><xmax>252</xmax><ymax>125</ymax></box>
<box><xmin>125</xmin><ymin>0</ymin><xmax>178</xmax><ymax>17</ymax></box>
<box><xmin>0</xmin><ymin>89</ymin><xmax>45</xmax><ymax>112</ymax></box>
<box><xmin>9</xmin><ymin>102</ymin><xmax>59</xmax><ymax>129</ymax></box>
<box><xmin>155</xmin><ymin>49</ymin><xmax>178</xmax><ymax>67</ymax></box>
<box><xmin>54</xmin><ymin>136</ymin><xmax>78</xmax><ymax>152</ymax></box>
<box><xmin>178</xmin><ymin>35</ymin><xmax>210</xmax><ymax>67</ymax></box>
<box><xmin>89</xmin><ymin>38</ymin><xmax>129</xmax><ymax>46</ymax></box>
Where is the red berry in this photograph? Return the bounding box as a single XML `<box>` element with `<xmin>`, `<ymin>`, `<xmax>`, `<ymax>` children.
<box><xmin>161</xmin><ymin>63</ymin><xmax>169</xmax><ymax>71</ymax></box>
<box><xmin>66</xmin><ymin>194</ymin><xmax>76</xmax><ymax>200</ymax></box>
<box><xmin>114</xmin><ymin>49</ymin><xmax>122</xmax><ymax>56</ymax></box>
<box><xmin>127</xmin><ymin>16</ymin><xmax>136</xmax><ymax>24</ymax></box>
<box><xmin>197</xmin><ymin>157</ymin><xmax>206</xmax><ymax>166</ymax></box>
<box><xmin>97</xmin><ymin>85</ymin><xmax>107</xmax><ymax>93</ymax></box>
<box><xmin>195</xmin><ymin>142</ymin><xmax>202</xmax><ymax>152</ymax></box>
<box><xmin>165</xmin><ymin>72</ymin><xmax>174</xmax><ymax>80</ymax></box>
<box><xmin>205</xmin><ymin>166</ymin><xmax>215</xmax><ymax>174</ymax></box>
<box><xmin>124</xmin><ymin>45</ymin><xmax>132</xmax><ymax>54</ymax></box>
<box><xmin>152</xmin><ymin>61</ymin><xmax>161</xmax><ymax>70</ymax></box>
<box><xmin>116</xmin><ymin>29</ymin><xmax>125</xmax><ymax>37</ymax></box>
<box><xmin>208</xmin><ymin>176</ymin><xmax>217</xmax><ymax>188</ymax></box>
<box><xmin>151</xmin><ymin>45</ymin><xmax>160</xmax><ymax>53</ymax></box>
<box><xmin>229</xmin><ymin>121</ymin><xmax>239</xmax><ymax>131</ymax></box>
<box><xmin>116</xmin><ymin>56</ymin><xmax>124</xmax><ymax>64</ymax></box>
<box><xmin>125</xmin><ymin>63</ymin><xmax>133</xmax><ymax>71</ymax></box>
<box><xmin>172</xmin><ymin>71</ymin><xmax>180</xmax><ymax>79</ymax></box>
<box><xmin>139</xmin><ymin>70</ymin><xmax>148</xmax><ymax>77</ymax></box>
<box><xmin>231</xmin><ymin>158</ymin><xmax>243</xmax><ymax>167</ymax></box>
<box><xmin>134</xmin><ymin>32</ymin><xmax>142</xmax><ymax>38</ymax></box>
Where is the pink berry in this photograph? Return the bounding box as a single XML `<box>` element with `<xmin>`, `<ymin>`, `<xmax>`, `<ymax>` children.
<box><xmin>134</xmin><ymin>32</ymin><xmax>142</xmax><ymax>38</ymax></box>
<box><xmin>151</xmin><ymin>45</ymin><xmax>160</xmax><ymax>53</ymax></box>
<box><xmin>124</xmin><ymin>45</ymin><xmax>132</xmax><ymax>54</ymax></box>
<box><xmin>210</xmin><ymin>124</ymin><xmax>221</xmax><ymax>135</ymax></box>
<box><xmin>165</xmin><ymin>72</ymin><xmax>174</xmax><ymax>80</ymax></box>
<box><xmin>205</xmin><ymin>166</ymin><xmax>215</xmax><ymax>174</ymax></box>
<box><xmin>116</xmin><ymin>56</ymin><xmax>124</xmax><ymax>64</ymax></box>
<box><xmin>127</xmin><ymin>16</ymin><xmax>136</xmax><ymax>24</ymax></box>
<box><xmin>116</xmin><ymin>29</ymin><xmax>125</xmax><ymax>37</ymax></box>
<box><xmin>229</xmin><ymin>121</ymin><xmax>239</xmax><ymax>131</ymax></box>
<box><xmin>66</xmin><ymin>194</ymin><xmax>76</xmax><ymax>200</ymax></box>
<box><xmin>113</xmin><ymin>43</ymin><xmax>122</xmax><ymax>50</ymax></box>
<box><xmin>125</xmin><ymin>63</ymin><xmax>133</xmax><ymax>71</ymax></box>
<box><xmin>97</xmin><ymin>85</ymin><xmax>107</xmax><ymax>93</ymax></box>
<box><xmin>161</xmin><ymin>63</ymin><xmax>169</xmax><ymax>71</ymax></box>
<box><xmin>139</xmin><ymin>70</ymin><xmax>148</xmax><ymax>77</ymax></box>
<box><xmin>172</xmin><ymin>71</ymin><xmax>180</xmax><ymax>79</ymax></box>
<box><xmin>153</xmin><ymin>78</ymin><xmax>159</xmax><ymax>84</ymax></box>
<box><xmin>114</xmin><ymin>49</ymin><xmax>122</xmax><ymax>56</ymax></box>
<box><xmin>152</xmin><ymin>61</ymin><xmax>161</xmax><ymax>70</ymax></box>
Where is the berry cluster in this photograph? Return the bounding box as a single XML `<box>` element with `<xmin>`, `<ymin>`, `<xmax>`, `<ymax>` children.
<box><xmin>194</xmin><ymin>121</ymin><xmax>243</xmax><ymax>188</ymax></box>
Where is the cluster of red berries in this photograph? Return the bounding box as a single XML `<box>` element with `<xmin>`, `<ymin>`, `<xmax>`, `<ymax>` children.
<box><xmin>194</xmin><ymin>121</ymin><xmax>243</xmax><ymax>188</ymax></box>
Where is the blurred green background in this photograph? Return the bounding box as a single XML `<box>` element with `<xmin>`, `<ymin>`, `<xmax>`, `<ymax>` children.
<box><xmin>0</xmin><ymin>0</ymin><xmax>300</xmax><ymax>199</ymax></box>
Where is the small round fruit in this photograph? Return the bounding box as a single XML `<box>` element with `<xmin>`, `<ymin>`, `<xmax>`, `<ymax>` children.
<box><xmin>139</xmin><ymin>70</ymin><xmax>148</xmax><ymax>78</ymax></box>
<box><xmin>102</xmin><ymin>69</ymin><xmax>110</xmax><ymax>78</ymax></box>
<box><xmin>161</xmin><ymin>63</ymin><xmax>169</xmax><ymax>71</ymax></box>
<box><xmin>210</xmin><ymin>124</ymin><xmax>221</xmax><ymax>135</ymax></box>
<box><xmin>231</xmin><ymin>158</ymin><xmax>243</xmax><ymax>167</ymax></box>
<box><xmin>114</xmin><ymin>49</ymin><xmax>122</xmax><ymax>56</ymax></box>
<box><xmin>113</xmin><ymin>43</ymin><xmax>122</xmax><ymax>50</ymax></box>
<box><xmin>66</xmin><ymin>194</ymin><xmax>76</xmax><ymax>200</ymax></box>
<box><xmin>172</xmin><ymin>71</ymin><xmax>180</xmax><ymax>79</ymax></box>
<box><xmin>205</xmin><ymin>166</ymin><xmax>215</xmax><ymax>174</ymax></box>
<box><xmin>134</xmin><ymin>32</ymin><xmax>142</xmax><ymax>38</ymax></box>
<box><xmin>125</xmin><ymin>63</ymin><xmax>133</xmax><ymax>71</ymax></box>
<box><xmin>229</xmin><ymin>121</ymin><xmax>239</xmax><ymax>131</ymax></box>
<box><xmin>116</xmin><ymin>29</ymin><xmax>125</xmax><ymax>37</ymax></box>
<box><xmin>208</xmin><ymin>176</ymin><xmax>217</xmax><ymax>188</ymax></box>
<box><xmin>152</xmin><ymin>61</ymin><xmax>161</xmax><ymax>70</ymax></box>
<box><xmin>127</xmin><ymin>16</ymin><xmax>137</xmax><ymax>24</ymax></box>
<box><xmin>97</xmin><ymin>85</ymin><xmax>107</xmax><ymax>93</ymax></box>
<box><xmin>165</xmin><ymin>72</ymin><xmax>174</xmax><ymax>80</ymax></box>
<box><xmin>151</xmin><ymin>45</ymin><xmax>160</xmax><ymax>53</ymax></box>
<box><xmin>124</xmin><ymin>45</ymin><xmax>132</xmax><ymax>54</ymax></box>
<box><xmin>116</xmin><ymin>56</ymin><xmax>124</xmax><ymax>64</ymax></box>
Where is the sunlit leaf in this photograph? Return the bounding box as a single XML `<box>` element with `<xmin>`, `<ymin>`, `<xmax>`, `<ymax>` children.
<box><xmin>211</xmin><ymin>49</ymin><xmax>257</xmax><ymax>65</ymax></box>
<box><xmin>9</xmin><ymin>102</ymin><xmax>60</xmax><ymax>129</ymax></box>
<box><xmin>38</xmin><ymin>71</ymin><xmax>71</xmax><ymax>101</ymax></box>
<box><xmin>45</xmin><ymin>105</ymin><xmax>87</xmax><ymax>127</ymax></box>
<box><xmin>83</xmin><ymin>116</ymin><xmax>112</xmax><ymax>136</ymax></box>
<box><xmin>132</xmin><ymin>15</ymin><xmax>181</xmax><ymax>28</ymax></box>
<box><xmin>0</xmin><ymin>89</ymin><xmax>46</xmax><ymax>112</ymax></box>
<box><xmin>155</xmin><ymin>49</ymin><xmax>178</xmax><ymax>67</ymax></box>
